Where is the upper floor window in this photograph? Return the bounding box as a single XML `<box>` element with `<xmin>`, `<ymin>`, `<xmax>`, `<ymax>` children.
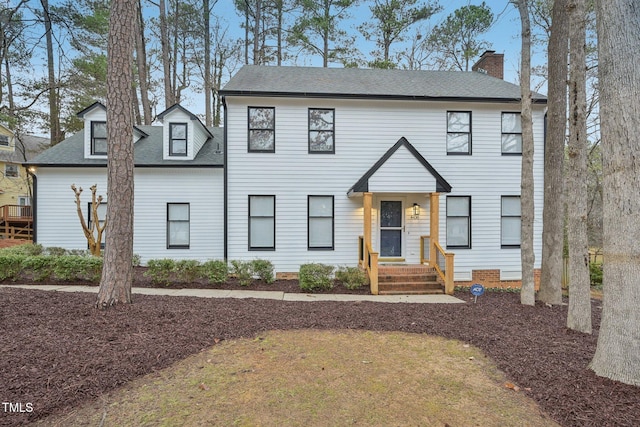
<box><xmin>5</xmin><ymin>164</ymin><xmax>18</xmax><ymax>177</ymax></box>
<box><xmin>501</xmin><ymin>196</ymin><xmax>521</xmax><ymax>248</ymax></box>
<box><xmin>447</xmin><ymin>111</ymin><xmax>471</xmax><ymax>154</ymax></box>
<box><xmin>169</xmin><ymin>123</ymin><xmax>188</xmax><ymax>156</ymax></box>
<box><xmin>167</xmin><ymin>203</ymin><xmax>190</xmax><ymax>248</ymax></box>
<box><xmin>446</xmin><ymin>196</ymin><xmax>471</xmax><ymax>249</ymax></box>
<box><xmin>309</xmin><ymin>108</ymin><xmax>335</xmax><ymax>153</ymax></box>
<box><xmin>91</xmin><ymin>121</ymin><xmax>107</xmax><ymax>155</ymax></box>
<box><xmin>0</xmin><ymin>135</ymin><xmax>9</xmax><ymax>146</ymax></box>
<box><xmin>248</xmin><ymin>107</ymin><xmax>275</xmax><ymax>152</ymax></box>
<box><xmin>501</xmin><ymin>113</ymin><xmax>522</xmax><ymax>155</ymax></box>
<box><xmin>308</xmin><ymin>196</ymin><xmax>334</xmax><ymax>250</ymax></box>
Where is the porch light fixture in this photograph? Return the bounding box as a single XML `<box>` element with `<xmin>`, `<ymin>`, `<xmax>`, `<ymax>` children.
<box><xmin>411</xmin><ymin>203</ymin><xmax>420</xmax><ymax>219</ymax></box>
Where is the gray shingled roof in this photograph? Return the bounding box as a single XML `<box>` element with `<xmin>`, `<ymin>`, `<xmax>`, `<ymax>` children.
<box><xmin>26</xmin><ymin>126</ymin><xmax>223</xmax><ymax>167</ymax></box>
<box><xmin>0</xmin><ymin>135</ymin><xmax>50</xmax><ymax>163</ymax></box>
<box><xmin>221</xmin><ymin>65</ymin><xmax>546</xmax><ymax>103</ymax></box>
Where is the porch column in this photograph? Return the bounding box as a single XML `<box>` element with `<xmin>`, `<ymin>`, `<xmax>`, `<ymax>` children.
<box><xmin>363</xmin><ymin>192</ymin><xmax>372</xmax><ymax>248</ymax></box>
<box><xmin>429</xmin><ymin>192</ymin><xmax>440</xmax><ymax>266</ymax></box>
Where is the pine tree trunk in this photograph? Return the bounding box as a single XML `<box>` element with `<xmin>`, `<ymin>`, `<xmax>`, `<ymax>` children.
<box><xmin>40</xmin><ymin>0</ymin><xmax>63</xmax><ymax>145</ymax></box>
<box><xmin>204</xmin><ymin>0</ymin><xmax>212</xmax><ymax>127</ymax></box>
<box><xmin>590</xmin><ymin>0</ymin><xmax>640</xmax><ymax>386</ymax></box>
<box><xmin>135</xmin><ymin>0</ymin><xmax>152</xmax><ymax>125</ymax></box>
<box><xmin>96</xmin><ymin>0</ymin><xmax>135</xmax><ymax>309</ymax></box>
<box><xmin>517</xmin><ymin>0</ymin><xmax>536</xmax><ymax>306</ymax></box>
<box><xmin>566</xmin><ymin>0</ymin><xmax>591</xmax><ymax>334</ymax></box>
<box><xmin>159</xmin><ymin>0</ymin><xmax>173</xmax><ymax>108</ymax></box>
<box><xmin>538</xmin><ymin>0</ymin><xmax>568</xmax><ymax>306</ymax></box>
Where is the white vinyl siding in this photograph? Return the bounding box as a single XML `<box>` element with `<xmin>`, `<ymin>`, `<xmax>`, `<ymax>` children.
<box><xmin>226</xmin><ymin>96</ymin><xmax>545</xmax><ymax>275</ymax></box>
<box><xmin>35</xmin><ymin>167</ymin><xmax>223</xmax><ymax>264</ymax></box>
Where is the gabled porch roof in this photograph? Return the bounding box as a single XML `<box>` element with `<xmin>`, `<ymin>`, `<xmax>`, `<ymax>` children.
<box><xmin>347</xmin><ymin>137</ymin><xmax>452</xmax><ymax>196</ymax></box>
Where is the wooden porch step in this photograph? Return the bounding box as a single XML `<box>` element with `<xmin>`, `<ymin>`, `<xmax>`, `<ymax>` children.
<box><xmin>377</xmin><ymin>264</ymin><xmax>445</xmax><ymax>295</ymax></box>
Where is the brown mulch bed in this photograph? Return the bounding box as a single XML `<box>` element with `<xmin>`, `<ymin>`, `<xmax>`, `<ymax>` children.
<box><xmin>0</xmin><ymin>283</ymin><xmax>638</xmax><ymax>426</ymax></box>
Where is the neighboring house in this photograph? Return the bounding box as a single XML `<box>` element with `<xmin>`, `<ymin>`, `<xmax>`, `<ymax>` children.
<box><xmin>0</xmin><ymin>125</ymin><xmax>49</xmax><ymax>239</ymax></box>
<box><xmin>27</xmin><ymin>51</ymin><xmax>547</xmax><ymax>292</ymax></box>
<box><xmin>0</xmin><ymin>125</ymin><xmax>49</xmax><ymax>207</ymax></box>
<box><xmin>26</xmin><ymin>102</ymin><xmax>224</xmax><ymax>262</ymax></box>
<box><xmin>220</xmin><ymin>52</ymin><xmax>546</xmax><ymax>290</ymax></box>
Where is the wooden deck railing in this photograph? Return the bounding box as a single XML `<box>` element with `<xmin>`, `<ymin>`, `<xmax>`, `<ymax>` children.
<box><xmin>0</xmin><ymin>205</ymin><xmax>32</xmax><ymax>221</ymax></box>
<box><xmin>433</xmin><ymin>241</ymin><xmax>455</xmax><ymax>295</ymax></box>
<box><xmin>1</xmin><ymin>205</ymin><xmax>33</xmax><ymax>240</ymax></box>
<box><xmin>358</xmin><ymin>235</ymin><xmax>379</xmax><ymax>295</ymax></box>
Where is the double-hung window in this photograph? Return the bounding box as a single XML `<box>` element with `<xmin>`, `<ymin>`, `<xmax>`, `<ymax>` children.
<box><xmin>0</xmin><ymin>135</ymin><xmax>9</xmax><ymax>146</ymax></box>
<box><xmin>169</xmin><ymin>123</ymin><xmax>188</xmax><ymax>156</ymax></box>
<box><xmin>88</xmin><ymin>202</ymin><xmax>107</xmax><ymax>249</ymax></box>
<box><xmin>167</xmin><ymin>203</ymin><xmax>190</xmax><ymax>248</ymax></box>
<box><xmin>5</xmin><ymin>164</ymin><xmax>18</xmax><ymax>178</ymax></box>
<box><xmin>308</xmin><ymin>196</ymin><xmax>334</xmax><ymax>250</ymax></box>
<box><xmin>91</xmin><ymin>121</ymin><xmax>107</xmax><ymax>155</ymax></box>
<box><xmin>446</xmin><ymin>111</ymin><xmax>471</xmax><ymax>154</ymax></box>
<box><xmin>309</xmin><ymin>109</ymin><xmax>335</xmax><ymax>153</ymax></box>
<box><xmin>501</xmin><ymin>113</ymin><xmax>522</xmax><ymax>154</ymax></box>
<box><xmin>501</xmin><ymin>196</ymin><xmax>521</xmax><ymax>248</ymax></box>
<box><xmin>446</xmin><ymin>196</ymin><xmax>471</xmax><ymax>249</ymax></box>
<box><xmin>249</xmin><ymin>195</ymin><xmax>275</xmax><ymax>250</ymax></box>
<box><xmin>248</xmin><ymin>107</ymin><xmax>275</xmax><ymax>152</ymax></box>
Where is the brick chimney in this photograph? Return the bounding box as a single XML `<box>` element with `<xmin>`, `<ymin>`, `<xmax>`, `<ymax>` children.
<box><xmin>472</xmin><ymin>50</ymin><xmax>504</xmax><ymax>80</ymax></box>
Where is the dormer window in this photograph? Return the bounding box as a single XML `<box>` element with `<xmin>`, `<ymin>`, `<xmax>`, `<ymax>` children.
<box><xmin>169</xmin><ymin>123</ymin><xmax>188</xmax><ymax>156</ymax></box>
<box><xmin>91</xmin><ymin>121</ymin><xmax>107</xmax><ymax>155</ymax></box>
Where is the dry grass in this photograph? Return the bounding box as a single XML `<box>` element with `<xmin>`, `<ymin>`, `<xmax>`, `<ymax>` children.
<box><xmin>33</xmin><ymin>330</ymin><xmax>558</xmax><ymax>427</ymax></box>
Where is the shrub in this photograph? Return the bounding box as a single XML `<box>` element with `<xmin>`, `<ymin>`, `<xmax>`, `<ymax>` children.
<box><xmin>51</xmin><ymin>256</ymin><xmax>102</xmax><ymax>281</ymax></box>
<box><xmin>590</xmin><ymin>262</ymin><xmax>603</xmax><ymax>288</ymax></box>
<box><xmin>230</xmin><ymin>260</ymin><xmax>253</xmax><ymax>286</ymax></box>
<box><xmin>0</xmin><ymin>243</ymin><xmax>43</xmax><ymax>257</ymax></box>
<box><xmin>251</xmin><ymin>259</ymin><xmax>275</xmax><ymax>284</ymax></box>
<box><xmin>335</xmin><ymin>266</ymin><xmax>368</xmax><ymax>290</ymax></box>
<box><xmin>145</xmin><ymin>259</ymin><xmax>176</xmax><ymax>286</ymax></box>
<box><xmin>201</xmin><ymin>260</ymin><xmax>228</xmax><ymax>284</ymax></box>
<box><xmin>299</xmin><ymin>263</ymin><xmax>334</xmax><ymax>292</ymax></box>
<box><xmin>21</xmin><ymin>256</ymin><xmax>54</xmax><ymax>282</ymax></box>
<box><xmin>174</xmin><ymin>260</ymin><xmax>202</xmax><ymax>283</ymax></box>
<box><xmin>0</xmin><ymin>255</ymin><xmax>24</xmax><ymax>281</ymax></box>
<box><xmin>132</xmin><ymin>253</ymin><xmax>142</xmax><ymax>267</ymax></box>
<box><xmin>46</xmin><ymin>247</ymin><xmax>68</xmax><ymax>257</ymax></box>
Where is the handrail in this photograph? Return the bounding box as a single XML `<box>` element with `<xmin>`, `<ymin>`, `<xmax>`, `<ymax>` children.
<box><xmin>433</xmin><ymin>241</ymin><xmax>455</xmax><ymax>295</ymax></box>
<box><xmin>359</xmin><ymin>235</ymin><xmax>379</xmax><ymax>295</ymax></box>
<box><xmin>0</xmin><ymin>205</ymin><xmax>32</xmax><ymax>220</ymax></box>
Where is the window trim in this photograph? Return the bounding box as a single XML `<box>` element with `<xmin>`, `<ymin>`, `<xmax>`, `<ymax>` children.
<box><xmin>308</xmin><ymin>108</ymin><xmax>335</xmax><ymax>154</ymax></box>
<box><xmin>446</xmin><ymin>111</ymin><xmax>472</xmax><ymax>155</ymax></box>
<box><xmin>248</xmin><ymin>195</ymin><xmax>276</xmax><ymax>251</ymax></box>
<box><xmin>501</xmin><ymin>112</ymin><xmax>523</xmax><ymax>156</ymax></box>
<box><xmin>308</xmin><ymin>195</ymin><xmax>335</xmax><ymax>250</ymax></box>
<box><xmin>501</xmin><ymin>195</ymin><xmax>521</xmax><ymax>248</ymax></box>
<box><xmin>0</xmin><ymin>135</ymin><xmax>9</xmax><ymax>146</ymax></box>
<box><xmin>248</xmin><ymin>106</ymin><xmax>276</xmax><ymax>153</ymax></box>
<box><xmin>169</xmin><ymin>122</ymin><xmax>188</xmax><ymax>157</ymax></box>
<box><xmin>91</xmin><ymin>121</ymin><xmax>107</xmax><ymax>155</ymax></box>
<box><xmin>5</xmin><ymin>164</ymin><xmax>19</xmax><ymax>178</ymax></box>
<box><xmin>167</xmin><ymin>203</ymin><xmax>190</xmax><ymax>249</ymax></box>
<box><xmin>446</xmin><ymin>196</ymin><xmax>471</xmax><ymax>249</ymax></box>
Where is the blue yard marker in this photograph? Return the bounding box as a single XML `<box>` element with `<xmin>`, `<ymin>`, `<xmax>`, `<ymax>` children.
<box><xmin>470</xmin><ymin>283</ymin><xmax>485</xmax><ymax>303</ymax></box>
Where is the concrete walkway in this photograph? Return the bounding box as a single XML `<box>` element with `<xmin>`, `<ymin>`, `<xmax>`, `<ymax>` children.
<box><xmin>0</xmin><ymin>284</ymin><xmax>465</xmax><ymax>304</ymax></box>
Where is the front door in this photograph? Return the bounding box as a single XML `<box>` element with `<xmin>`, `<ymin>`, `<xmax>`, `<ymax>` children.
<box><xmin>379</xmin><ymin>200</ymin><xmax>403</xmax><ymax>258</ymax></box>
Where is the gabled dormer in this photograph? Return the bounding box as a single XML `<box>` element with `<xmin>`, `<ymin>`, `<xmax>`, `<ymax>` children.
<box><xmin>157</xmin><ymin>104</ymin><xmax>213</xmax><ymax>161</ymax></box>
<box><xmin>77</xmin><ymin>101</ymin><xmax>148</xmax><ymax>159</ymax></box>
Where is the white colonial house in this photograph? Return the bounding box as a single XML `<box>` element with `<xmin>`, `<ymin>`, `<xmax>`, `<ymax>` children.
<box><xmin>27</xmin><ymin>52</ymin><xmax>546</xmax><ymax>294</ymax></box>
<box><xmin>28</xmin><ymin>102</ymin><xmax>224</xmax><ymax>262</ymax></box>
